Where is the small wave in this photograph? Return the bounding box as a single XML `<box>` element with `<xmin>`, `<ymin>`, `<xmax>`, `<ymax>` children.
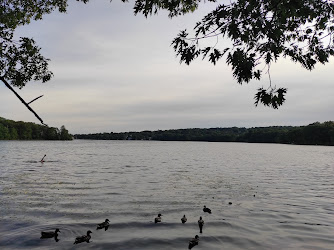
<box><xmin>122</xmin><ymin>165</ymin><xmax>147</xmax><ymax>168</ymax></box>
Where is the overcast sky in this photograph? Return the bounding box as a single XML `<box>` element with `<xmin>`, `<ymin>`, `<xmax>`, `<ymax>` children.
<box><xmin>1</xmin><ymin>1</ymin><xmax>333</xmax><ymax>134</ymax></box>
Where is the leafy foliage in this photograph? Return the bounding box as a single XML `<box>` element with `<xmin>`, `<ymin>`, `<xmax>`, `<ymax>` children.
<box><xmin>0</xmin><ymin>37</ymin><xmax>52</xmax><ymax>88</ymax></box>
<box><xmin>0</xmin><ymin>0</ymin><xmax>91</xmax><ymax>123</ymax></box>
<box><xmin>133</xmin><ymin>0</ymin><xmax>214</xmax><ymax>18</ymax></box>
<box><xmin>0</xmin><ymin>117</ymin><xmax>72</xmax><ymax>140</ymax></box>
<box><xmin>0</xmin><ymin>0</ymin><xmax>90</xmax><ymax>88</ymax></box>
<box><xmin>254</xmin><ymin>87</ymin><xmax>287</xmax><ymax>109</ymax></box>
<box><xmin>169</xmin><ymin>0</ymin><xmax>334</xmax><ymax>107</ymax></box>
<box><xmin>1</xmin><ymin>0</ymin><xmax>334</xmax><ymax>109</ymax></box>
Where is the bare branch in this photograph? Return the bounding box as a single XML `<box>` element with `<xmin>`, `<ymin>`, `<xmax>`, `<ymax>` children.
<box><xmin>28</xmin><ymin>95</ymin><xmax>44</xmax><ymax>104</ymax></box>
<box><xmin>0</xmin><ymin>77</ymin><xmax>45</xmax><ymax>124</ymax></box>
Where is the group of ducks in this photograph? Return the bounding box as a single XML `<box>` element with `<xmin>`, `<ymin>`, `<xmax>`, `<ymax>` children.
<box><xmin>40</xmin><ymin>205</ymin><xmax>212</xmax><ymax>248</ymax></box>
<box><xmin>154</xmin><ymin>205</ymin><xmax>212</xmax><ymax>249</ymax></box>
<box><xmin>40</xmin><ymin>219</ymin><xmax>110</xmax><ymax>244</ymax></box>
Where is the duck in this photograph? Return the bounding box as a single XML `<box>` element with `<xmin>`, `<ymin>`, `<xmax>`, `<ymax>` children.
<box><xmin>73</xmin><ymin>230</ymin><xmax>92</xmax><ymax>244</ymax></box>
<box><xmin>188</xmin><ymin>235</ymin><xmax>199</xmax><ymax>249</ymax></box>
<box><xmin>155</xmin><ymin>213</ymin><xmax>162</xmax><ymax>223</ymax></box>
<box><xmin>40</xmin><ymin>228</ymin><xmax>60</xmax><ymax>239</ymax></box>
<box><xmin>181</xmin><ymin>215</ymin><xmax>187</xmax><ymax>224</ymax></box>
<box><xmin>203</xmin><ymin>205</ymin><xmax>212</xmax><ymax>214</ymax></box>
<box><xmin>97</xmin><ymin>219</ymin><xmax>110</xmax><ymax>230</ymax></box>
<box><xmin>198</xmin><ymin>216</ymin><xmax>204</xmax><ymax>233</ymax></box>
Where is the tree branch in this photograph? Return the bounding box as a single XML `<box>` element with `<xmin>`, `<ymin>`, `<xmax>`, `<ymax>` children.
<box><xmin>28</xmin><ymin>95</ymin><xmax>44</xmax><ymax>104</ymax></box>
<box><xmin>0</xmin><ymin>77</ymin><xmax>45</xmax><ymax>124</ymax></box>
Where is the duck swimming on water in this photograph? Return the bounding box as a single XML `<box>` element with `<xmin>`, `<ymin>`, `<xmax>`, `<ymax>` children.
<box><xmin>40</xmin><ymin>228</ymin><xmax>60</xmax><ymax>242</ymax></box>
<box><xmin>203</xmin><ymin>205</ymin><xmax>212</xmax><ymax>214</ymax></box>
<box><xmin>40</xmin><ymin>228</ymin><xmax>60</xmax><ymax>238</ymax></box>
<box><xmin>181</xmin><ymin>215</ymin><xmax>187</xmax><ymax>224</ymax></box>
<box><xmin>188</xmin><ymin>235</ymin><xmax>199</xmax><ymax>249</ymax></box>
<box><xmin>73</xmin><ymin>230</ymin><xmax>92</xmax><ymax>244</ymax></box>
<box><xmin>198</xmin><ymin>216</ymin><xmax>204</xmax><ymax>233</ymax></box>
<box><xmin>97</xmin><ymin>219</ymin><xmax>110</xmax><ymax>230</ymax></box>
<box><xmin>155</xmin><ymin>214</ymin><xmax>162</xmax><ymax>223</ymax></box>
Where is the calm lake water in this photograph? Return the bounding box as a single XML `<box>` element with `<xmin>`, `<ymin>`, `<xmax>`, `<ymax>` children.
<box><xmin>0</xmin><ymin>140</ymin><xmax>334</xmax><ymax>249</ymax></box>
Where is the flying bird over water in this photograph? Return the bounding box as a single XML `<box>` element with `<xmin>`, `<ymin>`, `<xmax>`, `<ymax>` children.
<box><xmin>198</xmin><ymin>216</ymin><xmax>204</xmax><ymax>233</ymax></box>
<box><xmin>155</xmin><ymin>213</ymin><xmax>162</xmax><ymax>223</ymax></box>
<box><xmin>181</xmin><ymin>215</ymin><xmax>187</xmax><ymax>224</ymax></box>
<box><xmin>203</xmin><ymin>205</ymin><xmax>212</xmax><ymax>214</ymax></box>
<box><xmin>188</xmin><ymin>235</ymin><xmax>199</xmax><ymax>249</ymax></box>
<box><xmin>97</xmin><ymin>219</ymin><xmax>110</xmax><ymax>230</ymax></box>
<box><xmin>73</xmin><ymin>230</ymin><xmax>92</xmax><ymax>244</ymax></box>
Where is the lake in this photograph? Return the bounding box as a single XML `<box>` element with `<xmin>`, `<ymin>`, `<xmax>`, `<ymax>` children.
<box><xmin>0</xmin><ymin>140</ymin><xmax>334</xmax><ymax>249</ymax></box>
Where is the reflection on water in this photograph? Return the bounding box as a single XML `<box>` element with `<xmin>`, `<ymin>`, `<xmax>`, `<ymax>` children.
<box><xmin>0</xmin><ymin>140</ymin><xmax>334</xmax><ymax>249</ymax></box>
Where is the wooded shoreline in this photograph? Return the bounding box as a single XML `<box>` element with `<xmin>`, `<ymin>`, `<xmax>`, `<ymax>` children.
<box><xmin>1</xmin><ymin>117</ymin><xmax>333</xmax><ymax>146</ymax></box>
<box><xmin>75</xmin><ymin>121</ymin><xmax>334</xmax><ymax>146</ymax></box>
<box><xmin>0</xmin><ymin>117</ymin><xmax>72</xmax><ymax>140</ymax></box>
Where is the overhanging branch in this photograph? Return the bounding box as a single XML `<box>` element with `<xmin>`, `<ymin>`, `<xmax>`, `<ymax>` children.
<box><xmin>0</xmin><ymin>77</ymin><xmax>45</xmax><ymax>124</ymax></box>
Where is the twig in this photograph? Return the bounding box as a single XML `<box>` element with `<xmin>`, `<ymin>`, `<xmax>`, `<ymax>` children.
<box><xmin>28</xmin><ymin>95</ymin><xmax>44</xmax><ymax>104</ymax></box>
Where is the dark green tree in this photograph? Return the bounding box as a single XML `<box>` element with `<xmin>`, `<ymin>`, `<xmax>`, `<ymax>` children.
<box><xmin>0</xmin><ymin>123</ymin><xmax>10</xmax><ymax>139</ymax></box>
<box><xmin>9</xmin><ymin>127</ymin><xmax>19</xmax><ymax>139</ymax></box>
<box><xmin>0</xmin><ymin>116</ymin><xmax>72</xmax><ymax>140</ymax></box>
<box><xmin>60</xmin><ymin>125</ymin><xmax>72</xmax><ymax>140</ymax></box>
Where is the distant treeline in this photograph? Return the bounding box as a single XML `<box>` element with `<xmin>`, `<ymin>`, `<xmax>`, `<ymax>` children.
<box><xmin>75</xmin><ymin>121</ymin><xmax>334</xmax><ymax>146</ymax></box>
<box><xmin>0</xmin><ymin>117</ymin><xmax>72</xmax><ymax>140</ymax></box>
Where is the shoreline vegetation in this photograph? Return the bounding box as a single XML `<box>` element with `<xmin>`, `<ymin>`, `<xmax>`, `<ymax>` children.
<box><xmin>75</xmin><ymin>121</ymin><xmax>334</xmax><ymax>146</ymax></box>
<box><xmin>1</xmin><ymin>117</ymin><xmax>333</xmax><ymax>146</ymax></box>
<box><xmin>0</xmin><ymin>117</ymin><xmax>72</xmax><ymax>140</ymax></box>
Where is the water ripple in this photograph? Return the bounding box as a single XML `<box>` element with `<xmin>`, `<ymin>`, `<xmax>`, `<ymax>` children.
<box><xmin>1</xmin><ymin>141</ymin><xmax>334</xmax><ymax>249</ymax></box>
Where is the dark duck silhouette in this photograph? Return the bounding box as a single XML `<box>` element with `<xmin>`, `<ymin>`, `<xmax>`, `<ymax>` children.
<box><xmin>155</xmin><ymin>213</ymin><xmax>162</xmax><ymax>223</ymax></box>
<box><xmin>188</xmin><ymin>235</ymin><xmax>199</xmax><ymax>249</ymax></box>
<box><xmin>73</xmin><ymin>230</ymin><xmax>92</xmax><ymax>244</ymax></box>
<box><xmin>97</xmin><ymin>219</ymin><xmax>110</xmax><ymax>230</ymax></box>
<box><xmin>181</xmin><ymin>214</ymin><xmax>187</xmax><ymax>224</ymax></box>
<box><xmin>40</xmin><ymin>228</ymin><xmax>60</xmax><ymax>242</ymax></box>
<box><xmin>198</xmin><ymin>216</ymin><xmax>204</xmax><ymax>233</ymax></box>
<box><xmin>203</xmin><ymin>205</ymin><xmax>212</xmax><ymax>214</ymax></box>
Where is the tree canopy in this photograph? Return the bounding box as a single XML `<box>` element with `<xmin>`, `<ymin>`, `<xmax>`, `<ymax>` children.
<box><xmin>0</xmin><ymin>0</ymin><xmax>91</xmax><ymax>123</ymax></box>
<box><xmin>0</xmin><ymin>116</ymin><xmax>72</xmax><ymax>140</ymax></box>
<box><xmin>168</xmin><ymin>0</ymin><xmax>334</xmax><ymax>108</ymax></box>
<box><xmin>1</xmin><ymin>0</ymin><xmax>334</xmax><ymax>122</ymax></box>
